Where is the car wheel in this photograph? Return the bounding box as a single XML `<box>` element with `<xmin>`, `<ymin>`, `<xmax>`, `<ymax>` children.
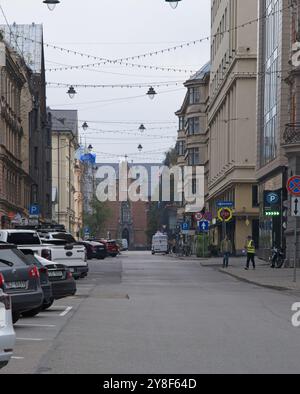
<box><xmin>22</xmin><ymin>307</ymin><xmax>42</xmax><ymax>318</ymax></box>
<box><xmin>42</xmin><ymin>299</ymin><xmax>54</xmax><ymax>311</ymax></box>
<box><xmin>12</xmin><ymin>313</ymin><xmax>20</xmax><ymax>324</ymax></box>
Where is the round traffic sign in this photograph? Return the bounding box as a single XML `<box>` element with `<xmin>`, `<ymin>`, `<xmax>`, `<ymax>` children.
<box><xmin>194</xmin><ymin>212</ymin><xmax>203</xmax><ymax>221</ymax></box>
<box><xmin>218</xmin><ymin>208</ymin><xmax>233</xmax><ymax>222</ymax></box>
<box><xmin>287</xmin><ymin>176</ymin><xmax>300</xmax><ymax>196</ymax></box>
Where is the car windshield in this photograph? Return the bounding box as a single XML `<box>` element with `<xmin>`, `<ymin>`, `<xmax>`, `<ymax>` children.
<box><xmin>0</xmin><ymin>248</ymin><xmax>28</xmax><ymax>267</ymax></box>
<box><xmin>7</xmin><ymin>232</ymin><xmax>41</xmax><ymax>245</ymax></box>
<box><xmin>23</xmin><ymin>254</ymin><xmax>43</xmax><ymax>268</ymax></box>
<box><xmin>51</xmin><ymin>233</ymin><xmax>76</xmax><ymax>243</ymax></box>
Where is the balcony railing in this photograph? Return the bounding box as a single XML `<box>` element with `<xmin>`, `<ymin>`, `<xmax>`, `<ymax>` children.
<box><xmin>283</xmin><ymin>123</ymin><xmax>300</xmax><ymax>145</ymax></box>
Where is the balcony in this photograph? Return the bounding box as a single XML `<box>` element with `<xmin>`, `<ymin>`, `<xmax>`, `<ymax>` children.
<box><xmin>283</xmin><ymin>123</ymin><xmax>300</xmax><ymax>156</ymax></box>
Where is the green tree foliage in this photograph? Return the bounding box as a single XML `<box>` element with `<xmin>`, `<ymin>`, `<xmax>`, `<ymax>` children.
<box><xmin>83</xmin><ymin>197</ymin><xmax>111</xmax><ymax>238</ymax></box>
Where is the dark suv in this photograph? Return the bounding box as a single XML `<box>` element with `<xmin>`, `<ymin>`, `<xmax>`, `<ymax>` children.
<box><xmin>0</xmin><ymin>244</ymin><xmax>43</xmax><ymax>323</ymax></box>
<box><xmin>78</xmin><ymin>241</ymin><xmax>107</xmax><ymax>260</ymax></box>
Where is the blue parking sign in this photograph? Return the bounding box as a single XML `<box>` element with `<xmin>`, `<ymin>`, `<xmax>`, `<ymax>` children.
<box><xmin>182</xmin><ymin>222</ymin><xmax>190</xmax><ymax>231</ymax></box>
<box><xmin>29</xmin><ymin>205</ymin><xmax>40</xmax><ymax>216</ymax></box>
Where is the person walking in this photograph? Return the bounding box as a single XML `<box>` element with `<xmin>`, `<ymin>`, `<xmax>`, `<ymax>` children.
<box><xmin>245</xmin><ymin>235</ymin><xmax>256</xmax><ymax>270</ymax></box>
<box><xmin>220</xmin><ymin>235</ymin><xmax>233</xmax><ymax>268</ymax></box>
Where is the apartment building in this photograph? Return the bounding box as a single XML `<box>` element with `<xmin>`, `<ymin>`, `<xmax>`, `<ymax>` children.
<box><xmin>1</xmin><ymin>24</ymin><xmax>52</xmax><ymax>224</ymax></box>
<box><xmin>256</xmin><ymin>0</ymin><xmax>290</xmax><ymax>259</ymax></box>
<box><xmin>51</xmin><ymin>109</ymin><xmax>80</xmax><ymax>236</ymax></box>
<box><xmin>0</xmin><ymin>40</ymin><xmax>32</xmax><ymax>226</ymax></box>
<box><xmin>175</xmin><ymin>62</ymin><xmax>210</xmax><ymax>222</ymax></box>
<box><xmin>208</xmin><ymin>0</ymin><xmax>259</xmax><ymax>253</ymax></box>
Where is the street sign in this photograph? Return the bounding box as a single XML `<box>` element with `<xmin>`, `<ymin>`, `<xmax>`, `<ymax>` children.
<box><xmin>194</xmin><ymin>212</ymin><xmax>203</xmax><ymax>221</ymax></box>
<box><xmin>203</xmin><ymin>212</ymin><xmax>213</xmax><ymax>221</ymax></box>
<box><xmin>287</xmin><ymin>176</ymin><xmax>300</xmax><ymax>196</ymax></box>
<box><xmin>217</xmin><ymin>207</ymin><xmax>233</xmax><ymax>222</ymax></box>
<box><xmin>29</xmin><ymin>204</ymin><xmax>40</xmax><ymax>217</ymax></box>
<box><xmin>217</xmin><ymin>201</ymin><xmax>234</xmax><ymax>208</ymax></box>
<box><xmin>265</xmin><ymin>192</ymin><xmax>280</xmax><ymax>205</ymax></box>
<box><xmin>198</xmin><ymin>221</ymin><xmax>209</xmax><ymax>232</ymax></box>
<box><xmin>181</xmin><ymin>222</ymin><xmax>190</xmax><ymax>231</ymax></box>
<box><xmin>292</xmin><ymin>197</ymin><xmax>300</xmax><ymax>217</ymax></box>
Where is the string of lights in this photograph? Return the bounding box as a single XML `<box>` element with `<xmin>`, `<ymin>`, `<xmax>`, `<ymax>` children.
<box><xmin>46</xmin><ymin>80</ymin><xmax>184</xmax><ymax>89</ymax></box>
<box><xmin>4</xmin><ymin>4</ymin><xmax>292</xmax><ymax>76</ymax></box>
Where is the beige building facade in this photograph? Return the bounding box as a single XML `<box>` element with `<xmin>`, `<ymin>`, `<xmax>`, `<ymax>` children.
<box><xmin>207</xmin><ymin>0</ymin><xmax>259</xmax><ymax>253</ymax></box>
<box><xmin>51</xmin><ymin>110</ymin><xmax>82</xmax><ymax>236</ymax></box>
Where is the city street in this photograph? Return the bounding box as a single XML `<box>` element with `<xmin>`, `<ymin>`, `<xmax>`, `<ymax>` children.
<box><xmin>1</xmin><ymin>251</ymin><xmax>300</xmax><ymax>375</ymax></box>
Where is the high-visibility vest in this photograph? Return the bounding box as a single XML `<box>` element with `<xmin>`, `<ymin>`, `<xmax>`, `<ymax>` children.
<box><xmin>247</xmin><ymin>240</ymin><xmax>255</xmax><ymax>254</ymax></box>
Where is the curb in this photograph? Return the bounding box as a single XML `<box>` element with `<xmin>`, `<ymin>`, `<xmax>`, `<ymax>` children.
<box><xmin>218</xmin><ymin>268</ymin><xmax>291</xmax><ymax>291</ymax></box>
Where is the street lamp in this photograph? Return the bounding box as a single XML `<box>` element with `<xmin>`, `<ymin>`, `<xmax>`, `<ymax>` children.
<box><xmin>88</xmin><ymin>144</ymin><xmax>93</xmax><ymax>152</ymax></box>
<box><xmin>165</xmin><ymin>0</ymin><xmax>181</xmax><ymax>9</ymax></box>
<box><xmin>67</xmin><ymin>86</ymin><xmax>77</xmax><ymax>99</ymax></box>
<box><xmin>147</xmin><ymin>87</ymin><xmax>157</xmax><ymax>100</ymax></box>
<box><xmin>43</xmin><ymin>0</ymin><xmax>60</xmax><ymax>11</ymax></box>
<box><xmin>139</xmin><ymin>124</ymin><xmax>146</xmax><ymax>133</ymax></box>
<box><xmin>82</xmin><ymin>122</ymin><xmax>89</xmax><ymax>132</ymax></box>
<box><xmin>138</xmin><ymin>144</ymin><xmax>143</xmax><ymax>152</ymax></box>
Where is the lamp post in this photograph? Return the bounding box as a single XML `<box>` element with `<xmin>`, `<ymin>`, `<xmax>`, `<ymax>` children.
<box><xmin>139</xmin><ymin>124</ymin><xmax>146</xmax><ymax>133</ymax></box>
<box><xmin>165</xmin><ymin>0</ymin><xmax>181</xmax><ymax>9</ymax></box>
<box><xmin>43</xmin><ymin>0</ymin><xmax>60</xmax><ymax>11</ymax></box>
<box><xmin>82</xmin><ymin>122</ymin><xmax>89</xmax><ymax>132</ymax></box>
<box><xmin>138</xmin><ymin>144</ymin><xmax>143</xmax><ymax>153</ymax></box>
<box><xmin>67</xmin><ymin>86</ymin><xmax>77</xmax><ymax>99</ymax></box>
<box><xmin>147</xmin><ymin>87</ymin><xmax>157</xmax><ymax>100</ymax></box>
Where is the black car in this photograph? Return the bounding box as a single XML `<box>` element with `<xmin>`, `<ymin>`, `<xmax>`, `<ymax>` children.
<box><xmin>21</xmin><ymin>252</ymin><xmax>53</xmax><ymax>316</ymax></box>
<box><xmin>43</xmin><ymin>262</ymin><xmax>77</xmax><ymax>308</ymax></box>
<box><xmin>0</xmin><ymin>244</ymin><xmax>43</xmax><ymax>323</ymax></box>
<box><xmin>78</xmin><ymin>241</ymin><xmax>107</xmax><ymax>260</ymax></box>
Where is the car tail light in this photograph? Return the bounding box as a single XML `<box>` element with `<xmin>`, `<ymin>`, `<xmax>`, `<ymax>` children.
<box><xmin>29</xmin><ymin>266</ymin><xmax>40</xmax><ymax>279</ymax></box>
<box><xmin>66</xmin><ymin>270</ymin><xmax>73</xmax><ymax>279</ymax></box>
<box><xmin>0</xmin><ymin>293</ymin><xmax>11</xmax><ymax>310</ymax></box>
<box><xmin>0</xmin><ymin>273</ymin><xmax>5</xmax><ymax>289</ymax></box>
<box><xmin>40</xmin><ymin>267</ymin><xmax>48</xmax><ymax>275</ymax></box>
<box><xmin>41</xmin><ymin>249</ymin><xmax>52</xmax><ymax>261</ymax></box>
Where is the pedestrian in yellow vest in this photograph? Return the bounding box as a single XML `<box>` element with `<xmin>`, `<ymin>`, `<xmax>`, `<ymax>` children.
<box><xmin>245</xmin><ymin>235</ymin><xmax>256</xmax><ymax>270</ymax></box>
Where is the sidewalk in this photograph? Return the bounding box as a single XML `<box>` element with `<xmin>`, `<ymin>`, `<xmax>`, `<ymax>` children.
<box><xmin>169</xmin><ymin>254</ymin><xmax>300</xmax><ymax>292</ymax></box>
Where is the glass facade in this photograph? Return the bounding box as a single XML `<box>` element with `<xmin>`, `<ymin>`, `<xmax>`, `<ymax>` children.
<box><xmin>261</xmin><ymin>0</ymin><xmax>281</xmax><ymax>165</ymax></box>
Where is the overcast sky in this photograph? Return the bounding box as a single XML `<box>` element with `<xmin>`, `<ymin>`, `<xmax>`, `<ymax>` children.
<box><xmin>1</xmin><ymin>0</ymin><xmax>211</xmax><ymax>163</ymax></box>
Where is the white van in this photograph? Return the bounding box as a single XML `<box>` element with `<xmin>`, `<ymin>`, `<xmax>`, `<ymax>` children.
<box><xmin>151</xmin><ymin>232</ymin><xmax>169</xmax><ymax>255</ymax></box>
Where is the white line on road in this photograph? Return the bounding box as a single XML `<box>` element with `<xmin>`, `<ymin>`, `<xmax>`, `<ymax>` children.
<box><xmin>15</xmin><ymin>324</ymin><xmax>56</xmax><ymax>328</ymax></box>
<box><xmin>59</xmin><ymin>306</ymin><xmax>73</xmax><ymax>317</ymax></box>
<box><xmin>16</xmin><ymin>338</ymin><xmax>45</xmax><ymax>341</ymax></box>
<box><xmin>11</xmin><ymin>356</ymin><xmax>25</xmax><ymax>360</ymax></box>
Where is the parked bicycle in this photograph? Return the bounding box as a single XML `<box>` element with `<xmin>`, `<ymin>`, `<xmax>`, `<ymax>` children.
<box><xmin>270</xmin><ymin>246</ymin><xmax>285</xmax><ymax>268</ymax></box>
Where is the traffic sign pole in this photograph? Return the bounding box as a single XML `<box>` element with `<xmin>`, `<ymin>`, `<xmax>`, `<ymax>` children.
<box><xmin>287</xmin><ymin>176</ymin><xmax>300</xmax><ymax>283</ymax></box>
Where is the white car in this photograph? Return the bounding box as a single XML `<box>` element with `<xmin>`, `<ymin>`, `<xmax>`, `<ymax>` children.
<box><xmin>0</xmin><ymin>289</ymin><xmax>16</xmax><ymax>369</ymax></box>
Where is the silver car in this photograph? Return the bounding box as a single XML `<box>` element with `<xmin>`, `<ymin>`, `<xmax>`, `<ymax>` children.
<box><xmin>0</xmin><ymin>289</ymin><xmax>16</xmax><ymax>369</ymax></box>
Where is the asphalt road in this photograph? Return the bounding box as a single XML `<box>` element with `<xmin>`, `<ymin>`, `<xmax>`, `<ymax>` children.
<box><xmin>1</xmin><ymin>251</ymin><xmax>300</xmax><ymax>374</ymax></box>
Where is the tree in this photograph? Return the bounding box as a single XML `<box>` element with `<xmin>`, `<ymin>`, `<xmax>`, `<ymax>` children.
<box><xmin>83</xmin><ymin>197</ymin><xmax>111</xmax><ymax>238</ymax></box>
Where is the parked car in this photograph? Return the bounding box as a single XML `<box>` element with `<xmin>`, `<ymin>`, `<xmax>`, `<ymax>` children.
<box><xmin>77</xmin><ymin>241</ymin><xmax>106</xmax><ymax>260</ymax></box>
<box><xmin>0</xmin><ymin>244</ymin><xmax>43</xmax><ymax>323</ymax></box>
<box><xmin>0</xmin><ymin>230</ymin><xmax>88</xmax><ymax>280</ymax></box>
<box><xmin>0</xmin><ymin>290</ymin><xmax>15</xmax><ymax>369</ymax></box>
<box><xmin>33</xmin><ymin>255</ymin><xmax>77</xmax><ymax>310</ymax></box>
<box><xmin>99</xmin><ymin>240</ymin><xmax>119</xmax><ymax>257</ymax></box>
<box><xmin>20</xmin><ymin>251</ymin><xmax>53</xmax><ymax>316</ymax></box>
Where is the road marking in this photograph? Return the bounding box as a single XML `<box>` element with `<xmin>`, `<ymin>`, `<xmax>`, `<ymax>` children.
<box><xmin>11</xmin><ymin>356</ymin><xmax>24</xmax><ymax>360</ymax></box>
<box><xmin>15</xmin><ymin>324</ymin><xmax>56</xmax><ymax>328</ymax></box>
<box><xmin>16</xmin><ymin>338</ymin><xmax>44</xmax><ymax>341</ymax></box>
<box><xmin>59</xmin><ymin>306</ymin><xmax>73</xmax><ymax>317</ymax></box>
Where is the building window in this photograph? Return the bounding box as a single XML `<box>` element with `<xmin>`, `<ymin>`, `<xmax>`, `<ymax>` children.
<box><xmin>187</xmin><ymin>117</ymin><xmax>200</xmax><ymax>135</ymax></box>
<box><xmin>34</xmin><ymin>147</ymin><xmax>38</xmax><ymax>169</ymax></box>
<box><xmin>188</xmin><ymin>148</ymin><xmax>200</xmax><ymax>166</ymax></box>
<box><xmin>176</xmin><ymin>141</ymin><xmax>186</xmax><ymax>156</ymax></box>
<box><xmin>189</xmin><ymin>87</ymin><xmax>200</xmax><ymax>104</ymax></box>
<box><xmin>178</xmin><ymin>116</ymin><xmax>184</xmax><ymax>130</ymax></box>
<box><xmin>261</xmin><ymin>0</ymin><xmax>281</xmax><ymax>166</ymax></box>
<box><xmin>252</xmin><ymin>185</ymin><xmax>259</xmax><ymax>207</ymax></box>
